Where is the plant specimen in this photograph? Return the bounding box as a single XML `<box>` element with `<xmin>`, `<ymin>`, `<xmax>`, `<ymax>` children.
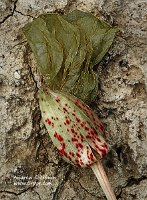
<box><xmin>23</xmin><ymin>10</ymin><xmax>117</xmax><ymax>200</ymax></box>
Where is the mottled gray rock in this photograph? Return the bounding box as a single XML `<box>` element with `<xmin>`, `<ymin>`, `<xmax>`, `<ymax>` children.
<box><xmin>0</xmin><ymin>0</ymin><xmax>147</xmax><ymax>200</ymax></box>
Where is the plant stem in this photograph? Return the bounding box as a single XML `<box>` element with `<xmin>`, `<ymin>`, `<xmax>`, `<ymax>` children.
<box><xmin>91</xmin><ymin>160</ymin><xmax>117</xmax><ymax>200</ymax></box>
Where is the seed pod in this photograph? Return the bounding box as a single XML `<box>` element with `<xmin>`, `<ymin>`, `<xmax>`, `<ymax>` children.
<box><xmin>39</xmin><ymin>90</ymin><xmax>108</xmax><ymax>167</ymax></box>
<box><xmin>39</xmin><ymin>90</ymin><xmax>116</xmax><ymax>200</ymax></box>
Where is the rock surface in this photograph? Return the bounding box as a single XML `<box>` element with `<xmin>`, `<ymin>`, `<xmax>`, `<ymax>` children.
<box><xmin>0</xmin><ymin>0</ymin><xmax>147</xmax><ymax>199</ymax></box>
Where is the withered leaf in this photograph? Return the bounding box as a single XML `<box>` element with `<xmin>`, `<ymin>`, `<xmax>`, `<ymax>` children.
<box><xmin>23</xmin><ymin>10</ymin><xmax>117</xmax><ymax>103</ymax></box>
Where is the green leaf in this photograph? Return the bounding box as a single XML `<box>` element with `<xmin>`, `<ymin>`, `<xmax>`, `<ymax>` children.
<box><xmin>23</xmin><ymin>10</ymin><xmax>117</xmax><ymax>104</ymax></box>
<box><xmin>72</xmin><ymin>67</ymin><xmax>98</xmax><ymax>103</ymax></box>
<box><xmin>64</xmin><ymin>10</ymin><xmax>118</xmax><ymax>66</ymax></box>
<box><xmin>23</xmin><ymin>17</ymin><xmax>63</xmax><ymax>88</ymax></box>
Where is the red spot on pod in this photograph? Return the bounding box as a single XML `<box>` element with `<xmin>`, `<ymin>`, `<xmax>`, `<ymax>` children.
<box><xmin>95</xmin><ymin>144</ymin><xmax>101</xmax><ymax>150</ymax></box>
<box><xmin>66</xmin><ymin>119</ymin><xmax>70</xmax><ymax>124</ymax></box>
<box><xmin>58</xmin><ymin>149</ymin><xmax>64</xmax><ymax>156</ymax></box>
<box><xmin>58</xmin><ymin>143</ymin><xmax>65</xmax><ymax>155</ymax></box>
<box><xmin>76</xmin><ymin>117</ymin><xmax>80</xmax><ymax>123</ymax></box>
<box><xmin>80</xmin><ymin>134</ymin><xmax>84</xmax><ymax>142</ymax></box>
<box><xmin>71</xmin><ymin>128</ymin><xmax>75</xmax><ymax>134</ymax></box>
<box><xmin>54</xmin><ymin>132</ymin><xmax>57</xmax><ymax>137</ymax></box>
<box><xmin>45</xmin><ymin>118</ymin><xmax>51</xmax><ymax>125</ymax></box>
<box><xmin>71</xmin><ymin>137</ymin><xmax>78</xmax><ymax>142</ymax></box>
<box><xmin>83</xmin><ymin>121</ymin><xmax>86</xmax><ymax>126</ymax></box>
<box><xmin>55</xmin><ymin>97</ymin><xmax>60</xmax><ymax>103</ymax></box>
<box><xmin>90</xmin><ymin>129</ymin><xmax>95</xmax><ymax>136</ymax></box>
<box><xmin>68</xmin><ymin>156</ymin><xmax>72</xmax><ymax>161</ymax></box>
<box><xmin>80</xmin><ymin>122</ymin><xmax>84</xmax><ymax>127</ymax></box>
<box><xmin>69</xmin><ymin>152</ymin><xmax>75</xmax><ymax>157</ymax></box>
<box><xmin>85</xmin><ymin>126</ymin><xmax>89</xmax><ymax>131</ymax></box>
<box><xmin>95</xmin><ymin>136</ymin><xmax>101</xmax><ymax>142</ymax></box>
<box><xmin>72</xmin><ymin>112</ymin><xmax>75</xmax><ymax>116</ymax></box>
<box><xmin>89</xmin><ymin>153</ymin><xmax>94</xmax><ymax>161</ymax></box>
<box><xmin>101</xmin><ymin>143</ymin><xmax>108</xmax><ymax>149</ymax></box>
<box><xmin>64</xmin><ymin>151</ymin><xmax>68</xmax><ymax>157</ymax></box>
<box><xmin>86</xmin><ymin>135</ymin><xmax>92</xmax><ymax>139</ymax></box>
<box><xmin>63</xmin><ymin>107</ymin><xmax>68</xmax><ymax>112</ymax></box>
<box><xmin>74</xmin><ymin>131</ymin><xmax>78</xmax><ymax>135</ymax></box>
<box><xmin>100</xmin><ymin>148</ymin><xmax>107</xmax><ymax>157</ymax></box>
<box><xmin>62</xmin><ymin>143</ymin><xmax>66</xmax><ymax>149</ymax></box>
<box><xmin>76</xmin><ymin>143</ymin><xmax>83</xmax><ymax>149</ymax></box>
<box><xmin>54</xmin><ymin>131</ymin><xmax>63</xmax><ymax>142</ymax></box>
<box><xmin>79</xmin><ymin>160</ymin><xmax>84</xmax><ymax>166</ymax></box>
<box><xmin>92</xmin><ymin>140</ymin><xmax>96</xmax><ymax>145</ymax></box>
<box><xmin>76</xmin><ymin>152</ymin><xmax>81</xmax><ymax>158</ymax></box>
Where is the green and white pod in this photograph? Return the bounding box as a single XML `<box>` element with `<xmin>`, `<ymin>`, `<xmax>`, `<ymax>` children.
<box><xmin>39</xmin><ymin>89</ymin><xmax>116</xmax><ymax>200</ymax></box>
<box><xmin>39</xmin><ymin>89</ymin><xmax>108</xmax><ymax>167</ymax></box>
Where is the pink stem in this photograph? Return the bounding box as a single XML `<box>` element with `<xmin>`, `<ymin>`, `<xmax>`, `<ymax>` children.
<box><xmin>91</xmin><ymin>160</ymin><xmax>117</xmax><ymax>200</ymax></box>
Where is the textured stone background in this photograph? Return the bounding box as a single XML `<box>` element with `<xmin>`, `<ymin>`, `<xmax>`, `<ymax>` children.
<box><xmin>0</xmin><ymin>0</ymin><xmax>147</xmax><ymax>199</ymax></box>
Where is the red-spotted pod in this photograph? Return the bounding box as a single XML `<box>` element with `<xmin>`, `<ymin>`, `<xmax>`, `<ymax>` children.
<box><xmin>39</xmin><ymin>89</ymin><xmax>108</xmax><ymax>167</ymax></box>
<box><xmin>39</xmin><ymin>89</ymin><xmax>116</xmax><ymax>200</ymax></box>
